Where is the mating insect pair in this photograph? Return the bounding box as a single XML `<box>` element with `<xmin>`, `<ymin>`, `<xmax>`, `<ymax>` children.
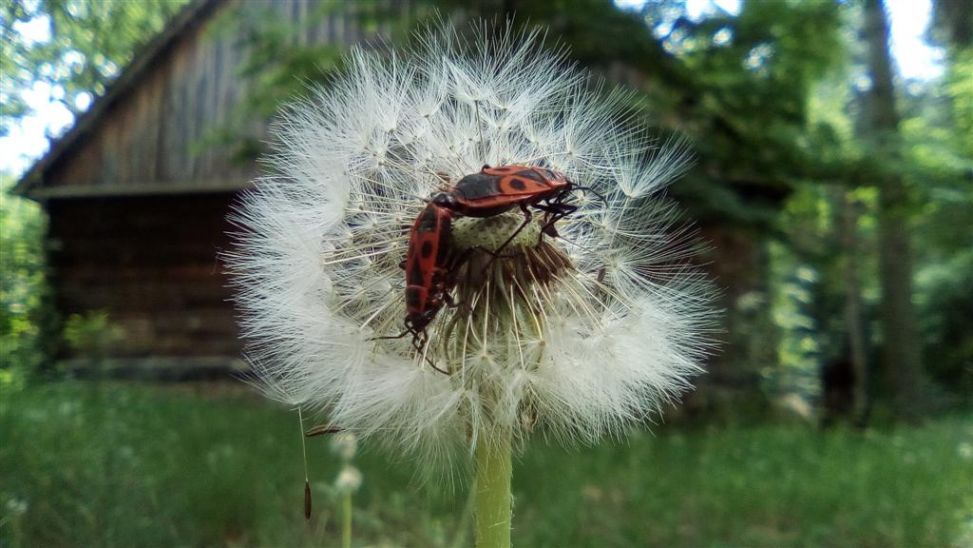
<box><xmin>384</xmin><ymin>164</ymin><xmax>582</xmax><ymax>362</ymax></box>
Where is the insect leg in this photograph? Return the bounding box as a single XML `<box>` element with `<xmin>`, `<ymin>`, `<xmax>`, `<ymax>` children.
<box><xmin>533</xmin><ymin>201</ymin><xmax>578</xmax><ymax>239</ymax></box>
<box><xmin>571</xmin><ymin>185</ymin><xmax>608</xmax><ymax>205</ymax></box>
<box><xmin>442</xmin><ymin>291</ymin><xmax>460</xmax><ymax>308</ymax></box>
<box><xmin>368</xmin><ymin>329</ymin><xmax>412</xmax><ymax>341</ymax></box>
<box><xmin>412</xmin><ymin>332</ymin><xmax>450</xmax><ymax>375</ymax></box>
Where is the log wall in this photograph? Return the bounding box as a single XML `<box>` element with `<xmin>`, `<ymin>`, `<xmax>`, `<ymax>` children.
<box><xmin>47</xmin><ymin>194</ymin><xmax>242</xmax><ymax>360</ymax></box>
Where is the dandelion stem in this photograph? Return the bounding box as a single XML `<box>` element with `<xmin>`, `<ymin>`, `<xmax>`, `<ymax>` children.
<box><xmin>342</xmin><ymin>492</ymin><xmax>352</xmax><ymax>548</ymax></box>
<box><xmin>474</xmin><ymin>429</ymin><xmax>512</xmax><ymax>548</ymax></box>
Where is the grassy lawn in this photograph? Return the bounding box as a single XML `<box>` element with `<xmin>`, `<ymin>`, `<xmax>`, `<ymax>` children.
<box><xmin>1</xmin><ymin>382</ymin><xmax>971</xmax><ymax>547</ymax></box>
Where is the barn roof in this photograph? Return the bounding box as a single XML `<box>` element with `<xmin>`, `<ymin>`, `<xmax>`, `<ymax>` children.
<box><xmin>13</xmin><ymin>0</ymin><xmax>225</xmax><ymax>199</ymax></box>
<box><xmin>14</xmin><ymin>0</ymin><xmax>396</xmax><ymax>200</ymax></box>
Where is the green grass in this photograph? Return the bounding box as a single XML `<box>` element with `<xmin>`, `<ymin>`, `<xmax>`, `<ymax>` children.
<box><xmin>1</xmin><ymin>382</ymin><xmax>971</xmax><ymax>547</ymax></box>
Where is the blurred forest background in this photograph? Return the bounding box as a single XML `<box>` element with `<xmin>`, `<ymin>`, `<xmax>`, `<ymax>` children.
<box><xmin>1</xmin><ymin>0</ymin><xmax>971</xmax><ymax>546</ymax></box>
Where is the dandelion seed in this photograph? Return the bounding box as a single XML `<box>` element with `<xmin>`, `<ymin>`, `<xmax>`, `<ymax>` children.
<box><xmin>304</xmin><ymin>481</ymin><xmax>312</xmax><ymax>520</ymax></box>
<box><xmin>227</xmin><ymin>21</ymin><xmax>714</xmax><ymax>472</ymax></box>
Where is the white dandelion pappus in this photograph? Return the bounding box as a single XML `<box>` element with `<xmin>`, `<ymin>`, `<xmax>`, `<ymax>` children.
<box><xmin>226</xmin><ymin>21</ymin><xmax>714</xmax><ymax>466</ymax></box>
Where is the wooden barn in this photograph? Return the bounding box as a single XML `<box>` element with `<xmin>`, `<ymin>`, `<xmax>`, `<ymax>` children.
<box><xmin>12</xmin><ymin>0</ymin><xmax>408</xmax><ymax>378</ymax></box>
<box><xmin>15</xmin><ymin>0</ymin><xmax>779</xmax><ymax>410</ymax></box>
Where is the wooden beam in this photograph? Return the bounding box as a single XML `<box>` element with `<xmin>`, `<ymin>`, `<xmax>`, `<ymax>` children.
<box><xmin>58</xmin><ymin>356</ymin><xmax>249</xmax><ymax>381</ymax></box>
<box><xmin>30</xmin><ymin>180</ymin><xmax>251</xmax><ymax>200</ymax></box>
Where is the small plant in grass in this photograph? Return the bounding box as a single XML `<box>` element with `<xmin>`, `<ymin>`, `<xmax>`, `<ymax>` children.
<box><xmin>0</xmin><ymin>497</ymin><xmax>29</xmax><ymax>547</ymax></box>
<box><xmin>227</xmin><ymin>20</ymin><xmax>714</xmax><ymax>546</ymax></box>
<box><xmin>331</xmin><ymin>432</ymin><xmax>361</xmax><ymax>548</ymax></box>
<box><xmin>62</xmin><ymin>311</ymin><xmax>124</xmax><ymax>378</ymax></box>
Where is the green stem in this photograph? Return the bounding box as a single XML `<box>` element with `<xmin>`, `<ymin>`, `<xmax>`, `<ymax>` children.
<box><xmin>342</xmin><ymin>492</ymin><xmax>352</xmax><ymax>548</ymax></box>
<box><xmin>474</xmin><ymin>430</ymin><xmax>512</xmax><ymax>548</ymax></box>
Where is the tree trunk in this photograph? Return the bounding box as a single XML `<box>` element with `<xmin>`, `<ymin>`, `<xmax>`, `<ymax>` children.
<box><xmin>838</xmin><ymin>192</ymin><xmax>869</xmax><ymax>425</ymax></box>
<box><xmin>862</xmin><ymin>0</ymin><xmax>926</xmax><ymax>419</ymax></box>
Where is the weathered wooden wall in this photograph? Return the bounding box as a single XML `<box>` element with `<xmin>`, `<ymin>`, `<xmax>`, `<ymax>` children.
<box><xmin>47</xmin><ymin>194</ymin><xmax>242</xmax><ymax>361</ymax></box>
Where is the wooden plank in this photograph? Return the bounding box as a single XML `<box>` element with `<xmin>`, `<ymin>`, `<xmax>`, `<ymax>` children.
<box><xmin>33</xmin><ymin>180</ymin><xmax>250</xmax><ymax>199</ymax></box>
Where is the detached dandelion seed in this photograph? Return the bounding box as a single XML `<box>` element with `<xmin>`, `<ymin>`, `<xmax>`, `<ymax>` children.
<box><xmin>227</xmin><ymin>20</ymin><xmax>715</xmax><ymax>547</ymax></box>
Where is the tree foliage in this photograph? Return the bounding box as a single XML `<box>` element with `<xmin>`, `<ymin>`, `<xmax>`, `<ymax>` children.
<box><xmin>445</xmin><ymin>0</ymin><xmax>846</xmax><ymax>226</ymax></box>
<box><xmin>0</xmin><ymin>178</ymin><xmax>49</xmax><ymax>385</ymax></box>
<box><xmin>1</xmin><ymin>0</ymin><xmax>187</xmax><ymax>134</ymax></box>
<box><xmin>772</xmin><ymin>0</ymin><xmax>973</xmax><ymax>414</ymax></box>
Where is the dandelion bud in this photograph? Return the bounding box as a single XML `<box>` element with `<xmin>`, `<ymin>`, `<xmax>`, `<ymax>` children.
<box><xmin>334</xmin><ymin>466</ymin><xmax>363</xmax><ymax>494</ymax></box>
<box><xmin>5</xmin><ymin>498</ymin><xmax>28</xmax><ymax>516</ymax></box>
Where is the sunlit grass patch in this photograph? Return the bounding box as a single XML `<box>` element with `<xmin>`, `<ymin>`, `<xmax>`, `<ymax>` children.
<box><xmin>1</xmin><ymin>382</ymin><xmax>970</xmax><ymax>547</ymax></box>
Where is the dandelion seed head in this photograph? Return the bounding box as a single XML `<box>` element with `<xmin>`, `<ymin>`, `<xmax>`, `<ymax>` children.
<box><xmin>5</xmin><ymin>498</ymin><xmax>28</xmax><ymax>516</ymax></box>
<box><xmin>334</xmin><ymin>465</ymin><xmax>363</xmax><ymax>494</ymax></box>
<box><xmin>227</xmin><ymin>21</ymin><xmax>715</xmax><ymax>469</ymax></box>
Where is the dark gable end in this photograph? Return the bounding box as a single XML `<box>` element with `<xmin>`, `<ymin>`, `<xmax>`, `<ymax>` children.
<box><xmin>14</xmin><ymin>0</ymin><xmax>227</xmax><ymax>199</ymax></box>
